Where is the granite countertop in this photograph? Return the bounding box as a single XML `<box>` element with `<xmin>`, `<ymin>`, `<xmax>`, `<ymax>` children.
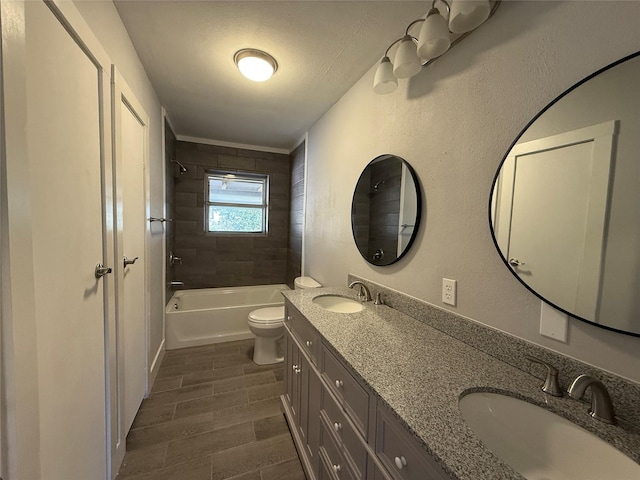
<box><xmin>282</xmin><ymin>287</ymin><xmax>640</xmax><ymax>480</ymax></box>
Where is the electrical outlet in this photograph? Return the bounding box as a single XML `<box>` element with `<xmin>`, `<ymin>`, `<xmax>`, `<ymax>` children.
<box><xmin>442</xmin><ymin>278</ymin><xmax>457</xmax><ymax>306</ymax></box>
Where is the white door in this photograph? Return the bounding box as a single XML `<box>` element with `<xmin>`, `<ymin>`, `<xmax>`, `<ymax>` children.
<box><xmin>494</xmin><ymin>122</ymin><xmax>616</xmax><ymax>319</ymax></box>
<box><xmin>24</xmin><ymin>0</ymin><xmax>112</xmax><ymax>477</ymax></box>
<box><xmin>118</xmin><ymin>81</ymin><xmax>149</xmax><ymax>433</ymax></box>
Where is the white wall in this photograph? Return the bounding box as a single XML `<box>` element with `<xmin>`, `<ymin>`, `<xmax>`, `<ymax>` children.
<box><xmin>73</xmin><ymin>1</ymin><xmax>166</xmax><ymax>371</ymax></box>
<box><xmin>304</xmin><ymin>1</ymin><xmax>640</xmax><ymax>382</ymax></box>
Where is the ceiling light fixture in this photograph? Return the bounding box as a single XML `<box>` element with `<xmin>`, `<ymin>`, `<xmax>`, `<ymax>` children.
<box><xmin>234</xmin><ymin>49</ymin><xmax>278</xmax><ymax>82</ymax></box>
<box><xmin>373</xmin><ymin>0</ymin><xmax>499</xmax><ymax>95</ymax></box>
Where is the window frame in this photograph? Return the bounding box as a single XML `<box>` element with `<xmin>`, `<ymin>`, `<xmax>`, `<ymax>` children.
<box><xmin>204</xmin><ymin>170</ymin><xmax>269</xmax><ymax>235</ymax></box>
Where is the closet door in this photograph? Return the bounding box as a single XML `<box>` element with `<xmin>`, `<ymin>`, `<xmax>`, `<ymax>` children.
<box><xmin>112</xmin><ymin>67</ymin><xmax>149</xmax><ymax>439</ymax></box>
<box><xmin>23</xmin><ymin>1</ymin><xmax>113</xmax><ymax>477</ymax></box>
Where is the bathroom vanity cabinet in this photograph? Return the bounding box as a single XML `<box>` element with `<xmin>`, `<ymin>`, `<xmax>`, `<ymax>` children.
<box><xmin>282</xmin><ymin>300</ymin><xmax>449</xmax><ymax>480</ymax></box>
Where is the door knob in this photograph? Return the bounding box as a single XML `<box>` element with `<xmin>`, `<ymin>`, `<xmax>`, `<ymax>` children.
<box><xmin>95</xmin><ymin>263</ymin><xmax>112</xmax><ymax>279</ymax></box>
<box><xmin>123</xmin><ymin>256</ymin><xmax>139</xmax><ymax>268</ymax></box>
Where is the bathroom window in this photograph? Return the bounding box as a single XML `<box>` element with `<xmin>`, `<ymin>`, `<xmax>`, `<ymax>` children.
<box><xmin>205</xmin><ymin>171</ymin><xmax>269</xmax><ymax>234</ymax></box>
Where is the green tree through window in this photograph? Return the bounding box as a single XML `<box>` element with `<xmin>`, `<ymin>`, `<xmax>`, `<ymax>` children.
<box><xmin>206</xmin><ymin>172</ymin><xmax>268</xmax><ymax>233</ymax></box>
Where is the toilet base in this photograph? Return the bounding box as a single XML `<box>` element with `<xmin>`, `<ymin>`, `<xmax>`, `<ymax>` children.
<box><xmin>252</xmin><ymin>335</ymin><xmax>284</xmax><ymax>365</ymax></box>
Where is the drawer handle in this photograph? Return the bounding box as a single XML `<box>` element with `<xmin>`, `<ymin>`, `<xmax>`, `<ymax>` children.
<box><xmin>332</xmin><ymin>464</ymin><xmax>341</xmax><ymax>473</ymax></box>
<box><xmin>333</xmin><ymin>422</ymin><xmax>342</xmax><ymax>432</ymax></box>
<box><xmin>306</xmin><ymin>340</ymin><xmax>313</xmax><ymax>347</ymax></box>
<box><xmin>335</xmin><ymin>379</ymin><xmax>344</xmax><ymax>389</ymax></box>
<box><xmin>394</xmin><ymin>456</ymin><xmax>407</xmax><ymax>470</ymax></box>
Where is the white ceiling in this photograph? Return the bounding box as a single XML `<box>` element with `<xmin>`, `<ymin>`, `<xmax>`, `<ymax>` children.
<box><xmin>114</xmin><ymin>1</ymin><xmax>428</xmax><ymax>150</ymax></box>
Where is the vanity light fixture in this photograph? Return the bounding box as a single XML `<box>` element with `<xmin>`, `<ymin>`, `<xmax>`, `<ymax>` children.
<box><xmin>373</xmin><ymin>0</ymin><xmax>499</xmax><ymax>95</ymax></box>
<box><xmin>234</xmin><ymin>48</ymin><xmax>278</xmax><ymax>82</ymax></box>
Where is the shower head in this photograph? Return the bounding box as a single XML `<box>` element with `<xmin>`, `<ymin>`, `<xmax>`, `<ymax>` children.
<box><xmin>171</xmin><ymin>160</ymin><xmax>188</xmax><ymax>174</ymax></box>
<box><xmin>373</xmin><ymin>179</ymin><xmax>386</xmax><ymax>191</ymax></box>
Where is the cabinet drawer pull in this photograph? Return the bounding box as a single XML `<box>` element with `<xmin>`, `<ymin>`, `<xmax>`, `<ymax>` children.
<box><xmin>333</xmin><ymin>422</ymin><xmax>342</xmax><ymax>432</ymax></box>
<box><xmin>332</xmin><ymin>464</ymin><xmax>341</xmax><ymax>473</ymax></box>
<box><xmin>335</xmin><ymin>379</ymin><xmax>344</xmax><ymax>388</ymax></box>
<box><xmin>394</xmin><ymin>456</ymin><xmax>407</xmax><ymax>470</ymax></box>
<box><xmin>306</xmin><ymin>340</ymin><xmax>313</xmax><ymax>347</ymax></box>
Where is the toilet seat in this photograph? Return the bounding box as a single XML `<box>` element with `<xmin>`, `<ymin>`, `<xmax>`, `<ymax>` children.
<box><xmin>248</xmin><ymin>306</ymin><xmax>284</xmax><ymax>325</ymax></box>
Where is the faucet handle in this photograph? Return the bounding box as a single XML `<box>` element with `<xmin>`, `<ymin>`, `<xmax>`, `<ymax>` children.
<box><xmin>525</xmin><ymin>355</ymin><xmax>563</xmax><ymax>397</ymax></box>
<box><xmin>374</xmin><ymin>292</ymin><xmax>384</xmax><ymax>305</ymax></box>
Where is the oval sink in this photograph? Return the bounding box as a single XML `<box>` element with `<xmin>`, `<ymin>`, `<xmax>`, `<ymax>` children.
<box><xmin>459</xmin><ymin>392</ymin><xmax>639</xmax><ymax>479</ymax></box>
<box><xmin>312</xmin><ymin>295</ymin><xmax>364</xmax><ymax>313</ymax></box>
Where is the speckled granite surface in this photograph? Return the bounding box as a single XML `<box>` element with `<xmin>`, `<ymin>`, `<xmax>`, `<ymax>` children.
<box><xmin>282</xmin><ymin>286</ymin><xmax>640</xmax><ymax>480</ymax></box>
<box><xmin>348</xmin><ymin>274</ymin><xmax>640</xmax><ymax>429</ymax></box>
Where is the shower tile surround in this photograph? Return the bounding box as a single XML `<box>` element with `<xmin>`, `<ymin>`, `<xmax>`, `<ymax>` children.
<box><xmin>165</xmin><ymin>120</ymin><xmax>177</xmax><ymax>300</ymax></box>
<box><xmin>281</xmin><ymin>278</ymin><xmax>640</xmax><ymax>479</ymax></box>
<box><xmin>171</xmin><ymin>141</ymin><xmax>293</xmax><ymax>289</ymax></box>
<box><xmin>286</xmin><ymin>141</ymin><xmax>305</xmax><ymax>289</ymax></box>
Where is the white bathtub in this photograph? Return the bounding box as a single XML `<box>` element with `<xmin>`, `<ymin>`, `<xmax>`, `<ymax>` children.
<box><xmin>165</xmin><ymin>284</ymin><xmax>290</xmax><ymax>350</ymax></box>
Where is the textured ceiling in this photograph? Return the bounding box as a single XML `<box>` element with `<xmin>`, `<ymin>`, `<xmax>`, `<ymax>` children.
<box><xmin>114</xmin><ymin>1</ymin><xmax>428</xmax><ymax>150</ymax></box>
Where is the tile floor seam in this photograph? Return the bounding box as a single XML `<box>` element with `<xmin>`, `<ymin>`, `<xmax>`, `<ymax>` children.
<box><xmin>119</xmin><ymin>339</ymin><xmax>304</xmax><ymax>480</ymax></box>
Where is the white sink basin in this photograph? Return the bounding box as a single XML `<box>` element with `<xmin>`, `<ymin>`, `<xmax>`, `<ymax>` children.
<box><xmin>312</xmin><ymin>295</ymin><xmax>364</xmax><ymax>313</ymax></box>
<box><xmin>459</xmin><ymin>392</ymin><xmax>639</xmax><ymax>480</ymax></box>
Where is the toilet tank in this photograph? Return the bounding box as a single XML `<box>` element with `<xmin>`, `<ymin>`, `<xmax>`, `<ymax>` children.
<box><xmin>294</xmin><ymin>276</ymin><xmax>321</xmax><ymax>290</ymax></box>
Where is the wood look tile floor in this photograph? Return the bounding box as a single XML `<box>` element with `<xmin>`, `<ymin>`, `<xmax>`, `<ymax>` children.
<box><xmin>116</xmin><ymin>339</ymin><xmax>305</xmax><ymax>480</ymax></box>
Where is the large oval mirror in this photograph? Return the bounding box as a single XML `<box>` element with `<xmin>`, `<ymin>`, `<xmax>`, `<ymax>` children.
<box><xmin>352</xmin><ymin>154</ymin><xmax>421</xmax><ymax>266</ymax></box>
<box><xmin>490</xmin><ymin>51</ymin><xmax>640</xmax><ymax>337</ymax></box>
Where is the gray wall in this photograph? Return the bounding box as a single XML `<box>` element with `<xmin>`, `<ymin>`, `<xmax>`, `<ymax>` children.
<box><xmin>286</xmin><ymin>141</ymin><xmax>305</xmax><ymax>288</ymax></box>
<box><xmin>172</xmin><ymin>141</ymin><xmax>291</xmax><ymax>289</ymax></box>
<box><xmin>304</xmin><ymin>1</ymin><xmax>640</xmax><ymax>383</ymax></box>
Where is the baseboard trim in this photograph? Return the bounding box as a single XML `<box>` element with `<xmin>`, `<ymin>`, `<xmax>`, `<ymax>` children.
<box><xmin>148</xmin><ymin>338</ymin><xmax>165</xmax><ymax>392</ymax></box>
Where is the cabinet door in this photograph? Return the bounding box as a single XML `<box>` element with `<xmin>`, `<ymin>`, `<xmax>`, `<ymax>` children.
<box><xmin>285</xmin><ymin>329</ymin><xmax>301</xmax><ymax>420</ymax></box>
<box><xmin>376</xmin><ymin>405</ymin><xmax>448</xmax><ymax>480</ymax></box>
<box><xmin>300</xmin><ymin>352</ymin><xmax>321</xmax><ymax>473</ymax></box>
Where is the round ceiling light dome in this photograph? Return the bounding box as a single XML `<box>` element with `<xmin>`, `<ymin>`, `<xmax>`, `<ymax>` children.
<box><xmin>234</xmin><ymin>49</ymin><xmax>278</xmax><ymax>82</ymax></box>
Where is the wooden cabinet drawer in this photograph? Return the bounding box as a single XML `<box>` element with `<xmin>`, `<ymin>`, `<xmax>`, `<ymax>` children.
<box><xmin>376</xmin><ymin>405</ymin><xmax>448</xmax><ymax>480</ymax></box>
<box><xmin>319</xmin><ymin>415</ymin><xmax>358</xmax><ymax>480</ymax></box>
<box><xmin>321</xmin><ymin>388</ymin><xmax>367</xmax><ymax>478</ymax></box>
<box><xmin>321</xmin><ymin>345</ymin><xmax>370</xmax><ymax>437</ymax></box>
<box><xmin>287</xmin><ymin>304</ymin><xmax>320</xmax><ymax>366</ymax></box>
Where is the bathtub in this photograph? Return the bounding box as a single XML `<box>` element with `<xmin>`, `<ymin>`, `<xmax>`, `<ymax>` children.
<box><xmin>165</xmin><ymin>284</ymin><xmax>290</xmax><ymax>350</ymax></box>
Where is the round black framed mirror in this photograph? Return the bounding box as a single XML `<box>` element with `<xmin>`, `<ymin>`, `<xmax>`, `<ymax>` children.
<box><xmin>489</xmin><ymin>51</ymin><xmax>640</xmax><ymax>337</ymax></box>
<box><xmin>351</xmin><ymin>154</ymin><xmax>422</xmax><ymax>266</ymax></box>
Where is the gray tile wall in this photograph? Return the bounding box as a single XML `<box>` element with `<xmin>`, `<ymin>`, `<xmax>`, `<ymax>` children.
<box><xmin>367</xmin><ymin>158</ymin><xmax>402</xmax><ymax>264</ymax></box>
<box><xmin>286</xmin><ymin>142</ymin><xmax>305</xmax><ymax>289</ymax></box>
<box><xmin>165</xmin><ymin>120</ymin><xmax>177</xmax><ymax>301</ymax></box>
<box><xmin>171</xmin><ymin>141</ymin><xmax>291</xmax><ymax>289</ymax></box>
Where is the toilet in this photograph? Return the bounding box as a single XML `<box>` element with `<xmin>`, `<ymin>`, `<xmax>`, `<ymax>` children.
<box><xmin>248</xmin><ymin>276</ymin><xmax>321</xmax><ymax>365</ymax></box>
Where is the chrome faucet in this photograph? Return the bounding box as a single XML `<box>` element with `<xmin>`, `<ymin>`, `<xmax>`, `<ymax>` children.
<box><xmin>568</xmin><ymin>375</ymin><xmax>616</xmax><ymax>425</ymax></box>
<box><xmin>348</xmin><ymin>281</ymin><xmax>372</xmax><ymax>302</ymax></box>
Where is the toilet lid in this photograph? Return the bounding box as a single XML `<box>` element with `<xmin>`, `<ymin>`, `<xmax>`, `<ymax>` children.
<box><xmin>249</xmin><ymin>306</ymin><xmax>285</xmax><ymax>324</ymax></box>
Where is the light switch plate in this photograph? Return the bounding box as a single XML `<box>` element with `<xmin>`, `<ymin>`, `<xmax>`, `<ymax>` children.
<box><xmin>540</xmin><ymin>302</ymin><xmax>568</xmax><ymax>342</ymax></box>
